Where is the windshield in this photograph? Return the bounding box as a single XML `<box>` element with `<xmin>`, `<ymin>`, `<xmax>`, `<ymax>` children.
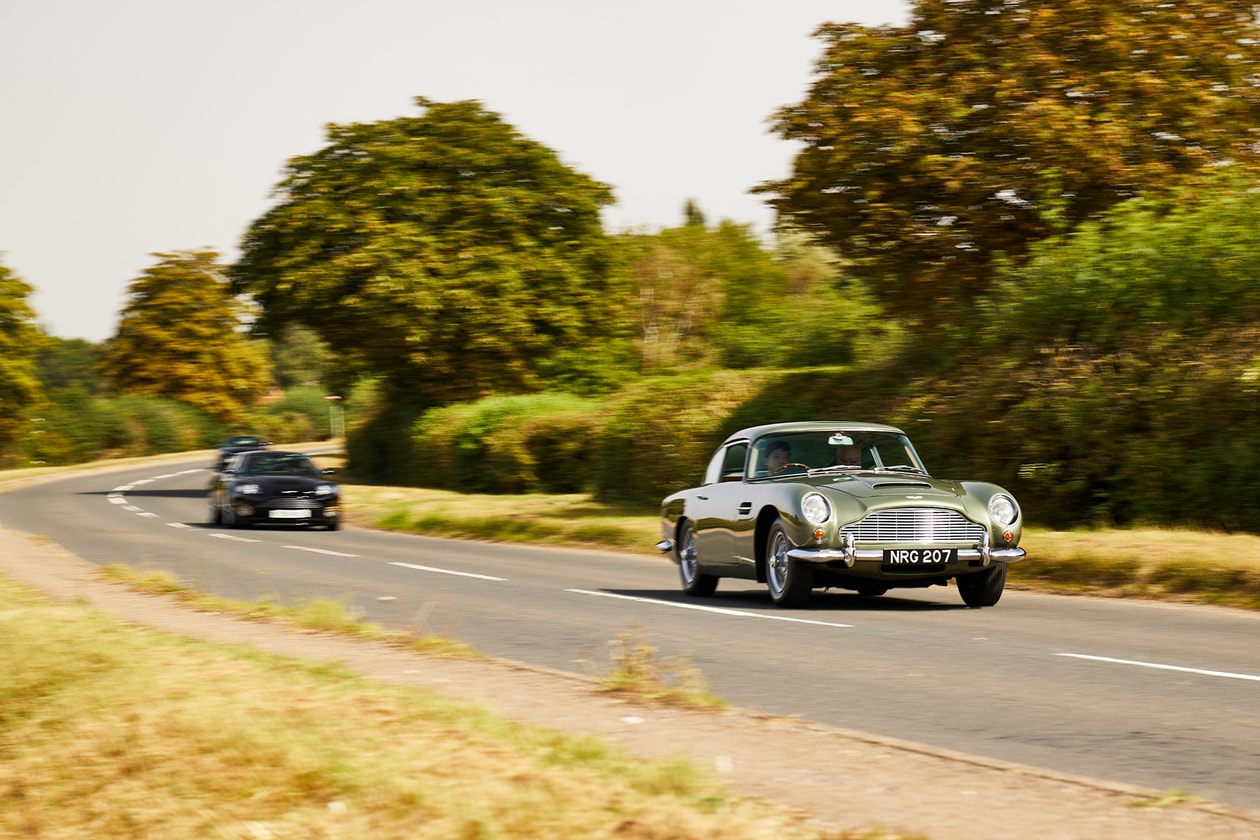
<box><xmin>237</xmin><ymin>454</ymin><xmax>320</xmax><ymax>477</ymax></box>
<box><xmin>749</xmin><ymin>430</ymin><xmax>925</xmax><ymax>478</ymax></box>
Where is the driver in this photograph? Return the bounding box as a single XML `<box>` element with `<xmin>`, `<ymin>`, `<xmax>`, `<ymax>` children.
<box><xmin>763</xmin><ymin>440</ymin><xmax>792</xmax><ymax>474</ymax></box>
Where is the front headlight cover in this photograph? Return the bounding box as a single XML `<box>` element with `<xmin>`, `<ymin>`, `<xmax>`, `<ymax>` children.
<box><xmin>802</xmin><ymin>492</ymin><xmax>832</xmax><ymax>526</ymax></box>
<box><xmin>315</xmin><ymin>484</ymin><xmax>336</xmax><ymax>496</ymax></box>
<box><xmin>988</xmin><ymin>494</ymin><xmax>1019</xmax><ymax>526</ymax></box>
<box><xmin>236</xmin><ymin>483</ymin><xmax>262</xmax><ymax>496</ymax></box>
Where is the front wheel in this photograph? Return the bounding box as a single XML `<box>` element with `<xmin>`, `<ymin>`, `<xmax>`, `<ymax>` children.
<box><xmin>677</xmin><ymin>520</ymin><xmax>717</xmax><ymax>596</ymax></box>
<box><xmin>766</xmin><ymin>519</ymin><xmax>813</xmax><ymax>607</ymax></box>
<box><xmin>957</xmin><ymin>563</ymin><xmax>1007</xmax><ymax>607</ymax></box>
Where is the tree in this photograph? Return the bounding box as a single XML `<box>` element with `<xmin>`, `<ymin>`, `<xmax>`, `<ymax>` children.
<box><xmin>0</xmin><ymin>258</ymin><xmax>44</xmax><ymax>458</ymax></box>
<box><xmin>231</xmin><ymin>98</ymin><xmax>631</xmax><ymax>407</ymax></box>
<box><xmin>759</xmin><ymin>0</ymin><xmax>1260</xmax><ymax>320</ymax></box>
<box><xmin>36</xmin><ymin>337</ymin><xmax>103</xmax><ymax>394</ymax></box>
<box><xmin>96</xmin><ymin>250</ymin><xmax>271</xmax><ymax>422</ymax></box>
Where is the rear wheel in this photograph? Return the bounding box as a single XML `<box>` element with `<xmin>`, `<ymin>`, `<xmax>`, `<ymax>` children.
<box><xmin>677</xmin><ymin>520</ymin><xmax>717</xmax><ymax>596</ymax></box>
<box><xmin>766</xmin><ymin>518</ymin><xmax>813</xmax><ymax>607</ymax></box>
<box><xmin>958</xmin><ymin>563</ymin><xmax>1007</xmax><ymax>607</ymax></box>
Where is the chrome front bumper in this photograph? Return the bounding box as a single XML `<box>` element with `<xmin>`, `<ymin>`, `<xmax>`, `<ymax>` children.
<box><xmin>787</xmin><ymin>532</ymin><xmax>1025</xmax><ymax>568</ymax></box>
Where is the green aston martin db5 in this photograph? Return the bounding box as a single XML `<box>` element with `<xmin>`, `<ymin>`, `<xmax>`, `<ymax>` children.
<box><xmin>655</xmin><ymin>421</ymin><xmax>1025</xmax><ymax>608</ymax></box>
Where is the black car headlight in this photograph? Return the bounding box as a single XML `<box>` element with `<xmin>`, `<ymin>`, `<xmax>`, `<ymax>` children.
<box><xmin>802</xmin><ymin>492</ymin><xmax>832</xmax><ymax>526</ymax></box>
<box><xmin>315</xmin><ymin>483</ymin><xmax>337</xmax><ymax>497</ymax></box>
<box><xmin>988</xmin><ymin>494</ymin><xmax>1019</xmax><ymax>526</ymax></box>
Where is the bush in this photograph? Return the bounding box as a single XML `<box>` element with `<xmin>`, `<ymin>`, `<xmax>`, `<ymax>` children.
<box><xmin>411</xmin><ymin>394</ymin><xmax>603</xmax><ymax>494</ymax></box>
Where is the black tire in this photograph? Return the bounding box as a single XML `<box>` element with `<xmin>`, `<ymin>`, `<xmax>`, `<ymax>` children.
<box><xmin>326</xmin><ymin>519</ymin><xmax>341</xmax><ymax>531</ymax></box>
<box><xmin>677</xmin><ymin>520</ymin><xmax>718</xmax><ymax>596</ymax></box>
<box><xmin>958</xmin><ymin>563</ymin><xmax>1007</xmax><ymax>607</ymax></box>
<box><xmin>209</xmin><ymin>498</ymin><xmax>222</xmax><ymax>526</ymax></box>
<box><xmin>765</xmin><ymin>518</ymin><xmax>813</xmax><ymax>607</ymax></box>
<box><xmin>222</xmin><ymin>504</ymin><xmax>240</xmax><ymax>529</ymax></box>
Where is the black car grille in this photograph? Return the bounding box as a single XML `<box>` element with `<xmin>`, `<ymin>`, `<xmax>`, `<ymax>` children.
<box><xmin>841</xmin><ymin>508</ymin><xmax>984</xmax><ymax>544</ymax></box>
<box><xmin>268</xmin><ymin>494</ymin><xmax>322</xmax><ymax>509</ymax></box>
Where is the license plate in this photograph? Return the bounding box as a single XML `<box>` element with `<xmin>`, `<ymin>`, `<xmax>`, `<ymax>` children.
<box><xmin>269</xmin><ymin>509</ymin><xmax>311</xmax><ymax>519</ymax></box>
<box><xmin>881</xmin><ymin>548</ymin><xmax>955</xmax><ymax>572</ymax></box>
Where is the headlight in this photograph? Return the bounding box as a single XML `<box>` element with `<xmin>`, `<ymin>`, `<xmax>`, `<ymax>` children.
<box><xmin>236</xmin><ymin>483</ymin><xmax>262</xmax><ymax>495</ymax></box>
<box><xmin>315</xmin><ymin>484</ymin><xmax>336</xmax><ymax>496</ymax></box>
<box><xmin>801</xmin><ymin>492</ymin><xmax>832</xmax><ymax>526</ymax></box>
<box><xmin>988</xmin><ymin>494</ymin><xmax>1019</xmax><ymax>526</ymax></box>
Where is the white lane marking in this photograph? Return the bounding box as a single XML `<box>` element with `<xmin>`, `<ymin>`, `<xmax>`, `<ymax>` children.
<box><xmin>284</xmin><ymin>545</ymin><xmax>359</xmax><ymax>558</ymax></box>
<box><xmin>566</xmin><ymin>589</ymin><xmax>855</xmax><ymax>628</ymax></box>
<box><xmin>210</xmin><ymin>533</ymin><xmax>261</xmax><ymax>543</ymax></box>
<box><xmin>168</xmin><ymin>522</ymin><xmax>191</xmax><ymax>529</ymax></box>
<box><xmin>390</xmin><ymin>562</ymin><xmax>507</xmax><ymax>582</ymax></box>
<box><xmin>108</xmin><ymin>496</ymin><xmax>128</xmax><ymax>505</ymax></box>
<box><xmin>1058</xmin><ymin>653</ymin><xmax>1260</xmax><ymax>683</ymax></box>
<box><xmin>137</xmin><ymin>511</ymin><xmax>158</xmax><ymax>517</ymax></box>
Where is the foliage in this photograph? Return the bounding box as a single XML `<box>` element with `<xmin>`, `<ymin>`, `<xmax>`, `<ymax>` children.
<box><xmin>593</xmin><ymin>370</ymin><xmax>777</xmax><ymax>504</ymax></box>
<box><xmin>411</xmin><ymin>393</ymin><xmax>602</xmax><ymax>494</ymax></box>
<box><xmin>96</xmin><ymin>250</ymin><xmax>272</xmax><ymax>422</ymax></box>
<box><xmin>232</xmin><ymin>97</ymin><xmax>633</xmax><ymax>406</ymax></box>
<box><xmin>268</xmin><ymin>324</ymin><xmax>329</xmax><ymax>390</ymax></box>
<box><xmin>35</xmin><ymin>337</ymin><xmax>103</xmax><ymax>394</ymax></box>
<box><xmin>900</xmin><ymin>177</ymin><xmax>1260</xmax><ymax>529</ymax></box>
<box><xmin>249</xmin><ymin>385</ymin><xmax>333</xmax><ymax>443</ymax></box>
<box><xmin>0</xmin><ymin>259</ymin><xmax>44</xmax><ymax>461</ymax></box>
<box><xmin>760</xmin><ymin>0</ymin><xmax>1260</xmax><ymax>320</ymax></box>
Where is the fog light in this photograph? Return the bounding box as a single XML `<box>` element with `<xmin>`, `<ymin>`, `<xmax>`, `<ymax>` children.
<box><xmin>324</xmin><ymin>507</ymin><xmax>340</xmax><ymax>519</ymax></box>
<box><xmin>234</xmin><ymin>504</ymin><xmax>254</xmax><ymax>517</ymax></box>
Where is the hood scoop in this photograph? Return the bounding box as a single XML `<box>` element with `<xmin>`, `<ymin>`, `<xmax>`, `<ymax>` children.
<box><xmin>870</xmin><ymin>479</ymin><xmax>933</xmax><ymax>490</ymax></box>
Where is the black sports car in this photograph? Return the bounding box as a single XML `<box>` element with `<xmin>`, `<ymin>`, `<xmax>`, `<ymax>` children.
<box><xmin>207</xmin><ymin>450</ymin><xmax>341</xmax><ymax>530</ymax></box>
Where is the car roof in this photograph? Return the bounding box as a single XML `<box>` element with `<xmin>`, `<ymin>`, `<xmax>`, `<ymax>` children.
<box><xmin>721</xmin><ymin>421</ymin><xmax>907</xmax><ymax>446</ymax></box>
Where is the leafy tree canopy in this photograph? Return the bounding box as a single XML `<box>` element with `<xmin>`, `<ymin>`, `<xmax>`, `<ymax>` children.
<box><xmin>759</xmin><ymin>0</ymin><xmax>1260</xmax><ymax>319</ymax></box>
<box><xmin>0</xmin><ymin>257</ymin><xmax>44</xmax><ymax>454</ymax></box>
<box><xmin>231</xmin><ymin>97</ymin><xmax>630</xmax><ymax>406</ymax></box>
<box><xmin>36</xmin><ymin>337</ymin><xmax>103</xmax><ymax>395</ymax></box>
<box><xmin>96</xmin><ymin>250</ymin><xmax>271</xmax><ymax>422</ymax></box>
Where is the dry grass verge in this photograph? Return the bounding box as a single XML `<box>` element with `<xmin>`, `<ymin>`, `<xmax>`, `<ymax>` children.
<box><xmin>0</xmin><ymin>575</ymin><xmax>895</xmax><ymax>840</ymax></box>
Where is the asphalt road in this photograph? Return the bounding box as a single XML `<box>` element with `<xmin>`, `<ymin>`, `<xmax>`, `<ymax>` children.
<box><xmin>6</xmin><ymin>455</ymin><xmax>1260</xmax><ymax>810</ymax></box>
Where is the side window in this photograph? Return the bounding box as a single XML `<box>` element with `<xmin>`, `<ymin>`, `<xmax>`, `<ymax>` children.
<box><xmin>702</xmin><ymin>442</ymin><xmax>750</xmax><ymax>484</ymax></box>
<box><xmin>721</xmin><ymin>443</ymin><xmax>749</xmax><ymax>482</ymax></box>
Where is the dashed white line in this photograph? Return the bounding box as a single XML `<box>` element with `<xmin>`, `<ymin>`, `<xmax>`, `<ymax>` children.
<box><xmin>284</xmin><ymin>545</ymin><xmax>359</xmax><ymax>558</ymax></box>
<box><xmin>566</xmin><ymin>589</ymin><xmax>854</xmax><ymax>628</ymax></box>
<box><xmin>390</xmin><ymin>562</ymin><xmax>506</xmax><ymax>581</ymax></box>
<box><xmin>1058</xmin><ymin>653</ymin><xmax>1260</xmax><ymax>683</ymax></box>
<box><xmin>210</xmin><ymin>533</ymin><xmax>261</xmax><ymax>543</ymax></box>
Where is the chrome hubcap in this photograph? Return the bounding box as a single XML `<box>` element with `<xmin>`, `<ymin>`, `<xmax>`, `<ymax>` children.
<box><xmin>680</xmin><ymin>532</ymin><xmax>698</xmax><ymax>584</ymax></box>
<box><xmin>768</xmin><ymin>532</ymin><xmax>789</xmax><ymax>594</ymax></box>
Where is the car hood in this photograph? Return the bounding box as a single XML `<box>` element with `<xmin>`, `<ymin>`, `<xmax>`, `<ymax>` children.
<box><xmin>819</xmin><ymin>472</ymin><xmax>963</xmax><ymax>500</ymax></box>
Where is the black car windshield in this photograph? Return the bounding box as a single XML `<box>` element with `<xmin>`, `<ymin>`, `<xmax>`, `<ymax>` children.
<box><xmin>749</xmin><ymin>430</ymin><xmax>925</xmax><ymax>478</ymax></box>
<box><xmin>236</xmin><ymin>454</ymin><xmax>320</xmax><ymax>477</ymax></box>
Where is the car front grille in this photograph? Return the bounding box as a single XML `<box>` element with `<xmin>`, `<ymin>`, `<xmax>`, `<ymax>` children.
<box><xmin>840</xmin><ymin>508</ymin><xmax>985</xmax><ymax>544</ymax></box>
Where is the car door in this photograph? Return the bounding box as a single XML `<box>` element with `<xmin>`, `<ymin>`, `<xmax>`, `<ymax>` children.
<box><xmin>689</xmin><ymin>442</ymin><xmax>751</xmax><ymax>575</ymax></box>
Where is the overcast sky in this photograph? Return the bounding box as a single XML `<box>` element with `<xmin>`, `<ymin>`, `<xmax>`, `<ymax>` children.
<box><xmin>0</xmin><ymin>1</ymin><xmax>909</xmax><ymax>342</ymax></box>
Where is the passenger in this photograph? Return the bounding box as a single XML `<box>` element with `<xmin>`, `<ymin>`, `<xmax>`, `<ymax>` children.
<box><xmin>832</xmin><ymin>444</ymin><xmax>862</xmax><ymax>467</ymax></box>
